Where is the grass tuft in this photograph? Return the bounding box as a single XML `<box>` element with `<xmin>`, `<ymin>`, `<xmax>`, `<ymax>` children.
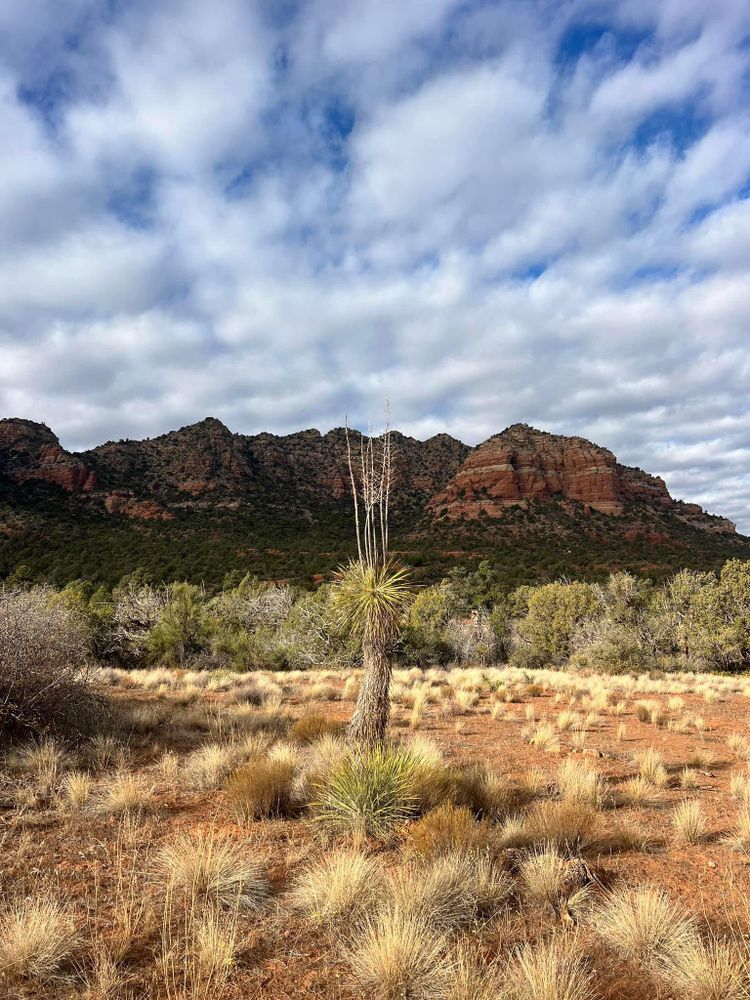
<box><xmin>291</xmin><ymin>848</ymin><xmax>385</xmax><ymax>926</ymax></box>
<box><xmin>156</xmin><ymin>830</ymin><xmax>269</xmax><ymax>909</ymax></box>
<box><xmin>0</xmin><ymin>897</ymin><xmax>76</xmax><ymax>981</ymax></box>
<box><xmin>593</xmin><ymin>886</ymin><xmax>696</xmax><ymax>969</ymax></box>
<box><xmin>225</xmin><ymin>759</ymin><xmax>296</xmax><ymax>821</ymax></box>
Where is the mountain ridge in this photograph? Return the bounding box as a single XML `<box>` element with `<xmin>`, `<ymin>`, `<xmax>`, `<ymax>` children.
<box><xmin>1</xmin><ymin>415</ymin><xmax>747</xmax><ymax>588</ymax></box>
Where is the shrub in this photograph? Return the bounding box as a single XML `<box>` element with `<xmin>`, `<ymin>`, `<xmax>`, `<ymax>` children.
<box><xmin>312</xmin><ymin>744</ymin><xmax>419</xmax><ymax>839</ymax></box>
<box><xmin>0</xmin><ymin>588</ymin><xmax>109</xmax><ymax>742</ymax></box>
<box><xmin>592</xmin><ymin>886</ymin><xmax>696</xmax><ymax>969</ymax></box>
<box><xmin>514</xmin><ymin>581</ymin><xmax>601</xmax><ymax>663</ymax></box>
<box><xmin>225</xmin><ymin>759</ymin><xmax>296</xmax><ymax>820</ymax></box>
<box><xmin>290</xmin><ymin>712</ymin><xmax>343</xmax><ymax>744</ymax></box>
<box><xmin>0</xmin><ymin>897</ymin><xmax>76</xmax><ymax>980</ymax></box>
<box><xmin>291</xmin><ymin>848</ymin><xmax>385</xmax><ymax>925</ymax></box>
<box><xmin>521</xmin><ymin>801</ymin><xmax>598</xmax><ymax>853</ymax></box>
<box><xmin>404</xmin><ymin>802</ymin><xmax>495</xmax><ymax>859</ymax></box>
<box><xmin>157</xmin><ymin>830</ymin><xmax>268</xmax><ymax>909</ymax></box>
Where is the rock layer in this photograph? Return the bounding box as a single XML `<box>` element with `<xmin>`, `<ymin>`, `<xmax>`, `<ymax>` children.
<box><xmin>426</xmin><ymin>424</ymin><xmax>729</xmax><ymax>533</ymax></box>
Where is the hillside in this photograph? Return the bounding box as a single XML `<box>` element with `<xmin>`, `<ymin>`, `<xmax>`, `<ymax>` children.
<box><xmin>1</xmin><ymin>417</ymin><xmax>747</xmax><ymax>587</ymax></box>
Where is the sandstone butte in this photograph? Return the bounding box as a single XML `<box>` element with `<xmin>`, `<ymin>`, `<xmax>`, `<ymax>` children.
<box><xmin>0</xmin><ymin>416</ymin><xmax>737</xmax><ymax>534</ymax></box>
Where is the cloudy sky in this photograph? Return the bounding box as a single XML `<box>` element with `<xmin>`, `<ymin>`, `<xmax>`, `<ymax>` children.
<box><xmin>1</xmin><ymin>1</ymin><xmax>749</xmax><ymax>530</ymax></box>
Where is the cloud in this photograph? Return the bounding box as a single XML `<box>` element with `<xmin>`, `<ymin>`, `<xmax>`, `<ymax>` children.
<box><xmin>0</xmin><ymin>0</ymin><xmax>749</xmax><ymax>532</ymax></box>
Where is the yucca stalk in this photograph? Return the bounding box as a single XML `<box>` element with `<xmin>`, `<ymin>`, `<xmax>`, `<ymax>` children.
<box><xmin>339</xmin><ymin>411</ymin><xmax>410</xmax><ymax>746</ymax></box>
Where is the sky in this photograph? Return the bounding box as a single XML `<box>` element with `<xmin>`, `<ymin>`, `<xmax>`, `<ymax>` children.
<box><xmin>1</xmin><ymin>1</ymin><xmax>750</xmax><ymax>531</ymax></box>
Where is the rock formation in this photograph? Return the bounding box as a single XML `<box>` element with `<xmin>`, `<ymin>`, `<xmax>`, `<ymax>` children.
<box><xmin>0</xmin><ymin>415</ymin><xmax>738</xmax><ymax>537</ymax></box>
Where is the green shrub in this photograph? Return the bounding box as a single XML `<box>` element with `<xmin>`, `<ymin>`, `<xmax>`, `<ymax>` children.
<box><xmin>515</xmin><ymin>581</ymin><xmax>601</xmax><ymax>663</ymax></box>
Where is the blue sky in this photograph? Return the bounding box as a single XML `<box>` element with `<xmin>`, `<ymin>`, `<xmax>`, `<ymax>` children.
<box><xmin>1</xmin><ymin>0</ymin><xmax>750</xmax><ymax>530</ymax></box>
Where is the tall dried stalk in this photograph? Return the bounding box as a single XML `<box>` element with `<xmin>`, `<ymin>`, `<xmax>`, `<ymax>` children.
<box><xmin>345</xmin><ymin>404</ymin><xmax>392</xmax><ymax>570</ymax></box>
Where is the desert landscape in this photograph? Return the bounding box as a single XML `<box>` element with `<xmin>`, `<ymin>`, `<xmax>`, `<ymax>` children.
<box><xmin>5</xmin><ymin>657</ymin><xmax>750</xmax><ymax>999</ymax></box>
<box><xmin>3</xmin><ymin>1</ymin><xmax>750</xmax><ymax>998</ymax></box>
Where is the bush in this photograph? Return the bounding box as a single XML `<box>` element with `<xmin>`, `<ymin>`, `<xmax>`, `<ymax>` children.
<box><xmin>225</xmin><ymin>759</ymin><xmax>297</xmax><ymax>820</ymax></box>
<box><xmin>570</xmin><ymin>619</ymin><xmax>652</xmax><ymax>675</ymax></box>
<box><xmin>404</xmin><ymin>802</ymin><xmax>495</xmax><ymax>858</ymax></box>
<box><xmin>290</xmin><ymin>711</ymin><xmax>343</xmax><ymax>744</ymax></box>
<box><xmin>312</xmin><ymin>744</ymin><xmax>420</xmax><ymax>839</ymax></box>
<box><xmin>0</xmin><ymin>587</ymin><xmax>110</xmax><ymax>742</ymax></box>
<box><xmin>514</xmin><ymin>581</ymin><xmax>601</xmax><ymax>664</ymax></box>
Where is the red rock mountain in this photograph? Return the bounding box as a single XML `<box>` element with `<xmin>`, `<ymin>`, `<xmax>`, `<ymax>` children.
<box><xmin>2</xmin><ymin>415</ymin><xmax>747</xmax><ymax>587</ymax></box>
<box><xmin>0</xmin><ymin>417</ymin><xmax>736</xmax><ymax>535</ymax></box>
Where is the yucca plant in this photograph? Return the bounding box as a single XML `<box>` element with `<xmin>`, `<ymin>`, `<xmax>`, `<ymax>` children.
<box><xmin>337</xmin><ymin>413</ymin><xmax>411</xmax><ymax>746</ymax></box>
<box><xmin>312</xmin><ymin>743</ymin><xmax>419</xmax><ymax>839</ymax></box>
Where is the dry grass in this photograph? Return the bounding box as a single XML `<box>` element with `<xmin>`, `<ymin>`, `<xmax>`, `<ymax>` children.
<box><xmin>225</xmin><ymin>759</ymin><xmax>296</xmax><ymax>820</ymax></box>
<box><xmin>183</xmin><ymin>744</ymin><xmax>241</xmax><ymax>791</ymax></box>
<box><xmin>679</xmin><ymin>768</ymin><xmax>699</xmax><ymax>790</ymax></box>
<box><xmin>557</xmin><ymin>759</ymin><xmax>606</xmax><ymax>808</ymax></box>
<box><xmin>593</xmin><ymin>886</ymin><xmax>696</xmax><ymax>969</ymax></box>
<box><xmin>635</xmin><ymin>748</ymin><xmax>669</xmax><ymax>788</ymax></box>
<box><xmin>619</xmin><ymin>776</ymin><xmax>662</xmax><ymax>807</ymax></box>
<box><xmin>724</xmin><ymin>806</ymin><xmax>750</xmax><ymax>852</ymax></box>
<box><xmin>403</xmin><ymin>802</ymin><xmax>495</xmax><ymax>858</ymax></box>
<box><xmin>519</xmin><ymin>846</ymin><xmax>568</xmax><ymax>908</ymax></box>
<box><xmin>160</xmin><ymin>887</ymin><xmax>240</xmax><ymax>1000</ymax></box>
<box><xmin>347</xmin><ymin>907</ymin><xmax>449</xmax><ymax>1000</ymax></box>
<box><xmin>59</xmin><ymin>769</ymin><xmax>94</xmax><ymax>812</ymax></box>
<box><xmin>291</xmin><ymin>848</ymin><xmax>385</xmax><ymax>925</ymax></box>
<box><xmin>527</xmin><ymin>721</ymin><xmax>561</xmax><ymax>754</ymax></box>
<box><xmin>290</xmin><ymin>711</ymin><xmax>342</xmax><ymax>743</ymax></box>
<box><xmin>672</xmin><ymin>800</ymin><xmax>706</xmax><ymax>845</ymax></box>
<box><xmin>389</xmin><ymin>852</ymin><xmax>511</xmax><ymax>932</ymax></box>
<box><xmin>444</xmin><ymin>942</ymin><xmax>499</xmax><ymax>1000</ymax></box>
<box><xmin>156</xmin><ymin>830</ymin><xmax>269</xmax><ymax>909</ymax></box>
<box><xmin>660</xmin><ymin>936</ymin><xmax>748</xmax><ymax>1000</ymax></box>
<box><xmin>0</xmin><ymin>897</ymin><xmax>76</xmax><ymax>981</ymax></box>
<box><xmin>504</xmin><ymin>935</ymin><xmax>595</xmax><ymax>1000</ymax></box>
<box><xmin>521</xmin><ymin>800</ymin><xmax>598</xmax><ymax>852</ymax></box>
<box><xmin>96</xmin><ymin>773</ymin><xmax>153</xmax><ymax>816</ymax></box>
<box><xmin>557</xmin><ymin>710</ymin><xmax>579</xmax><ymax>732</ymax></box>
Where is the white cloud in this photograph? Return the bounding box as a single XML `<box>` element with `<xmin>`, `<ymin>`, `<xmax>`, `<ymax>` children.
<box><xmin>0</xmin><ymin>0</ymin><xmax>748</xmax><ymax>533</ymax></box>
